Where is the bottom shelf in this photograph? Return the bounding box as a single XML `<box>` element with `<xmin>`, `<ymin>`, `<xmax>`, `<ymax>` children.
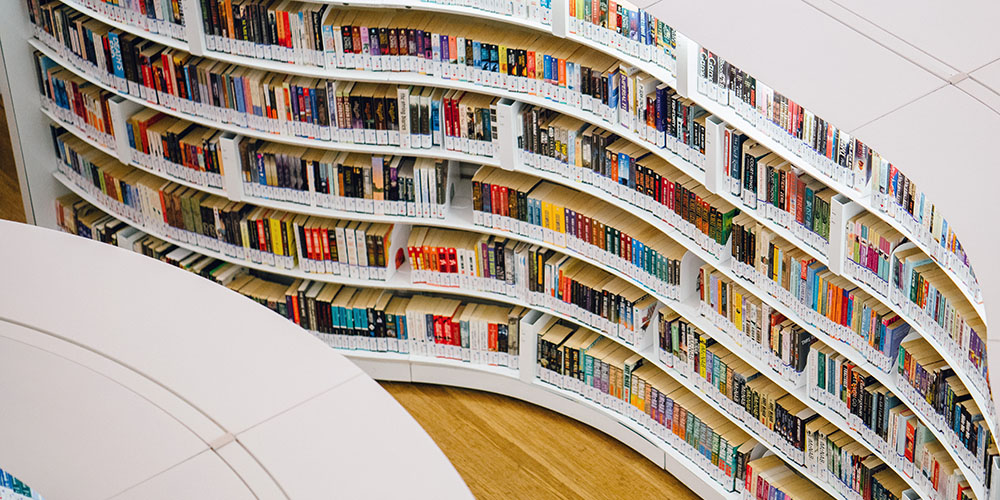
<box><xmin>323</xmin><ymin>338</ymin><xmax>735</xmax><ymax>500</ymax></box>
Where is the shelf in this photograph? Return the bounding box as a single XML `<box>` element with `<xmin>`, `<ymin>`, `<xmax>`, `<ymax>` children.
<box><xmin>692</xmin><ymin>85</ymin><xmax>987</xmax><ymax>328</ymax></box>
<box><xmin>30</xmin><ymin>38</ymin><xmax>500</xmax><ymax>168</ymax></box>
<box><xmin>331</xmin><ymin>347</ymin><xmax>736</xmax><ymax>500</ymax></box>
<box><xmin>50</xmin><ymin>0</ymin><xmax>705</xmax><ymax>186</ymax></box>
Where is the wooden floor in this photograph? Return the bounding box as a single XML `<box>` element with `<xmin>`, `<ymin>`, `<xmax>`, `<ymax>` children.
<box><xmin>0</xmin><ymin>96</ymin><xmax>27</xmax><ymax>223</ymax></box>
<box><xmin>381</xmin><ymin>382</ymin><xmax>698</xmax><ymax>500</ymax></box>
<box><xmin>0</xmin><ymin>97</ymin><xmax>697</xmax><ymax>500</ymax></box>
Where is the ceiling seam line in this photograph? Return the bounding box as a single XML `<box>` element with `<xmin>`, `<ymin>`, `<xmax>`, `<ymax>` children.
<box><xmin>799</xmin><ymin>0</ymin><xmax>955</xmax><ymax>80</ymax></box>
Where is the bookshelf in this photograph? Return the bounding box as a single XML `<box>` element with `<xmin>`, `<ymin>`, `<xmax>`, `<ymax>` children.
<box><xmin>5</xmin><ymin>0</ymin><xmax>995</xmax><ymax>498</ymax></box>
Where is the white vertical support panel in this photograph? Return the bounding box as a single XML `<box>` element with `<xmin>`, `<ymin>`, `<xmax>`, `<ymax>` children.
<box><xmin>673</xmin><ymin>33</ymin><xmax>699</xmax><ymax>98</ymax></box>
<box><xmin>703</xmin><ymin>116</ymin><xmax>725</xmax><ymax>194</ymax></box>
<box><xmin>1</xmin><ymin>1</ymin><xmax>66</xmax><ymax>227</ymax></box>
<box><xmin>828</xmin><ymin>194</ymin><xmax>863</xmax><ymax>275</ymax></box>
<box><xmin>679</xmin><ymin>251</ymin><xmax>705</xmax><ymax>304</ymax></box>
<box><xmin>495</xmin><ymin>98</ymin><xmax>522</xmax><ymax>171</ymax></box>
<box><xmin>219</xmin><ymin>133</ymin><xmax>244</xmax><ymax>202</ymax></box>
<box><xmin>385</xmin><ymin>223</ymin><xmax>412</xmax><ymax>281</ymax></box>
<box><xmin>108</xmin><ymin>96</ymin><xmax>142</xmax><ymax>164</ymax></box>
<box><xmin>518</xmin><ymin>309</ymin><xmax>545</xmax><ymax>384</ymax></box>
<box><xmin>550</xmin><ymin>0</ymin><xmax>568</xmax><ymax>38</ymax></box>
<box><xmin>181</xmin><ymin>0</ymin><xmax>206</xmax><ymax>55</ymax></box>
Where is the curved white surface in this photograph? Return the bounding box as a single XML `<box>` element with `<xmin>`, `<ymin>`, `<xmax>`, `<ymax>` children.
<box><xmin>0</xmin><ymin>220</ymin><xmax>472</xmax><ymax>500</ymax></box>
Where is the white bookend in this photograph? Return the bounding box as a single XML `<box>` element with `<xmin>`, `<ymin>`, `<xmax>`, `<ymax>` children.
<box><xmin>219</xmin><ymin>133</ymin><xmax>244</xmax><ymax>202</ymax></box>
<box><xmin>828</xmin><ymin>194</ymin><xmax>863</xmax><ymax>275</ymax></box>
<box><xmin>107</xmin><ymin>96</ymin><xmax>141</xmax><ymax>165</ymax></box>
<box><xmin>495</xmin><ymin>98</ymin><xmax>522</xmax><ymax>171</ymax></box>
<box><xmin>181</xmin><ymin>0</ymin><xmax>205</xmax><ymax>56</ymax></box>
<box><xmin>550</xmin><ymin>0</ymin><xmax>567</xmax><ymax>37</ymax></box>
<box><xmin>703</xmin><ymin>116</ymin><xmax>726</xmax><ymax>195</ymax></box>
<box><xmin>517</xmin><ymin>309</ymin><xmax>545</xmax><ymax>383</ymax></box>
<box><xmin>385</xmin><ymin>223</ymin><xmax>411</xmax><ymax>280</ymax></box>
<box><xmin>674</xmin><ymin>33</ymin><xmax>698</xmax><ymax>99</ymax></box>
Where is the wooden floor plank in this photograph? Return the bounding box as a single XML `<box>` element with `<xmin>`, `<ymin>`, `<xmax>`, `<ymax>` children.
<box><xmin>0</xmin><ymin>97</ymin><xmax>27</xmax><ymax>223</ymax></box>
<box><xmin>381</xmin><ymin>382</ymin><xmax>699</xmax><ymax>500</ymax></box>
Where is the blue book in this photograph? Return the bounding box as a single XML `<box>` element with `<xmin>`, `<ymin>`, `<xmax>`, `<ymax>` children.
<box><xmin>107</xmin><ymin>32</ymin><xmax>126</xmax><ymax>80</ymax></box>
<box><xmin>472</xmin><ymin>41</ymin><xmax>482</xmax><ymax>69</ymax></box>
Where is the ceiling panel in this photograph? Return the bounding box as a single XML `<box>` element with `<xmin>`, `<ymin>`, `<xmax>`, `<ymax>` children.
<box><xmin>823</xmin><ymin>0</ymin><xmax>1000</xmax><ymax>74</ymax></box>
<box><xmin>851</xmin><ymin>85</ymin><xmax>1000</xmax><ymax>326</ymax></box>
<box><xmin>0</xmin><ymin>324</ymin><xmax>205</xmax><ymax>500</ymax></box>
<box><xmin>110</xmin><ymin>451</ymin><xmax>256</xmax><ymax>500</ymax></box>
<box><xmin>649</xmin><ymin>0</ymin><xmax>943</xmax><ymax>131</ymax></box>
<box><xmin>971</xmin><ymin>58</ymin><xmax>1000</xmax><ymax>96</ymax></box>
<box><xmin>238</xmin><ymin>376</ymin><xmax>473</xmax><ymax>499</ymax></box>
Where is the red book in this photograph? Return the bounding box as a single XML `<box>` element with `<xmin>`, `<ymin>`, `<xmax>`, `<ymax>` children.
<box><xmin>256</xmin><ymin>219</ymin><xmax>266</xmax><ymax>251</ymax></box>
<box><xmin>904</xmin><ymin>419</ymin><xmax>916</xmax><ymax>462</ymax></box>
<box><xmin>488</xmin><ymin>323</ymin><xmax>497</xmax><ymax>351</ymax></box>
<box><xmin>526</xmin><ymin>51</ymin><xmax>536</xmax><ymax>80</ymax></box>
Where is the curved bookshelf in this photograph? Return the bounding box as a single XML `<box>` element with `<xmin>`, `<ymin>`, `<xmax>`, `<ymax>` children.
<box><xmin>44</xmin><ymin>56</ymin><xmax>990</xmax><ymax>496</ymax></box>
<box><xmin>18</xmin><ymin>0</ymin><xmax>995</xmax><ymax>497</ymax></box>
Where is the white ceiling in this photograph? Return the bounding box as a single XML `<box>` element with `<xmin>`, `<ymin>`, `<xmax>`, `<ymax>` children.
<box><xmin>820</xmin><ymin>0</ymin><xmax>1000</xmax><ymax>75</ymax></box>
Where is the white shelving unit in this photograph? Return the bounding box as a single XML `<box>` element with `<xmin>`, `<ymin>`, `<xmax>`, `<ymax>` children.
<box><xmin>3</xmin><ymin>0</ymin><xmax>993</xmax><ymax>497</ymax></box>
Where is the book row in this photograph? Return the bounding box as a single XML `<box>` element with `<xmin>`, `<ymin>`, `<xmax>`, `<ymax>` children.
<box><xmin>30</xmin><ymin>7</ymin><xmax>500</xmax><ymax>155</ymax></box>
<box><xmin>897</xmin><ymin>337</ymin><xmax>992</xmax><ymax>480</ymax></box>
<box><xmin>54</xmin><ymin>129</ymin><xmax>398</xmax><ymax>279</ymax></box>
<box><xmin>890</xmin><ymin>246</ymin><xmax>987</xmax><ymax>397</ymax></box>
<box><xmin>406</xmin><ymin>228</ymin><xmax>658</xmax><ymax>347</ymax></box>
<box><xmin>516</xmin><ymin>106</ymin><xmax>733</xmax><ymax>260</ymax></box>
<box><xmin>237</xmin><ymin>139</ymin><xmax>454</xmax><ymax>217</ymax></box>
<box><xmin>566</xmin><ymin>0</ymin><xmax>677</xmax><ymax>71</ymax></box>
<box><xmin>72</xmin><ymin>0</ymin><xmax>185</xmax><ymax>40</ymax></box>
<box><xmin>0</xmin><ymin>468</ymin><xmax>39</xmax><ymax>500</ymax></box>
<box><xmin>873</xmin><ymin>162</ymin><xmax>978</xmax><ymax>302</ymax></box>
<box><xmin>37</xmin><ymin>63</ymin><xmax>115</xmax><ymax>151</ymax></box>
<box><xmin>53</xmin><ymin>193</ymin><xmax>524</xmax><ymax>366</ymax></box>
<box><xmin>471</xmin><ymin>166</ymin><xmax>685</xmax><ymax>300</ymax></box>
<box><xmin>519</xmin><ymin>101</ymin><xmax>707</xmax><ymax>185</ymax></box>
<box><xmin>725</xmin><ymin>128</ymin><xmax>833</xmax><ymax>256</ymax></box>
<box><xmin>123</xmin><ymin>107</ymin><xmax>226</xmax><ymax>187</ymax></box>
<box><xmin>657</xmin><ymin>312</ymin><xmax>912</xmax><ymax>500</ymax></box>
<box><xmin>697</xmin><ymin>48</ymin><xmax>979</xmax><ymax>306</ymax></box>
<box><xmin>728</xmin><ymin>216</ymin><xmax>908</xmax><ymax>375</ymax></box>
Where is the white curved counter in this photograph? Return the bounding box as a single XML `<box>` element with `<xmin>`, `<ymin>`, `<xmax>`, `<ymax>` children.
<box><xmin>0</xmin><ymin>220</ymin><xmax>473</xmax><ymax>500</ymax></box>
